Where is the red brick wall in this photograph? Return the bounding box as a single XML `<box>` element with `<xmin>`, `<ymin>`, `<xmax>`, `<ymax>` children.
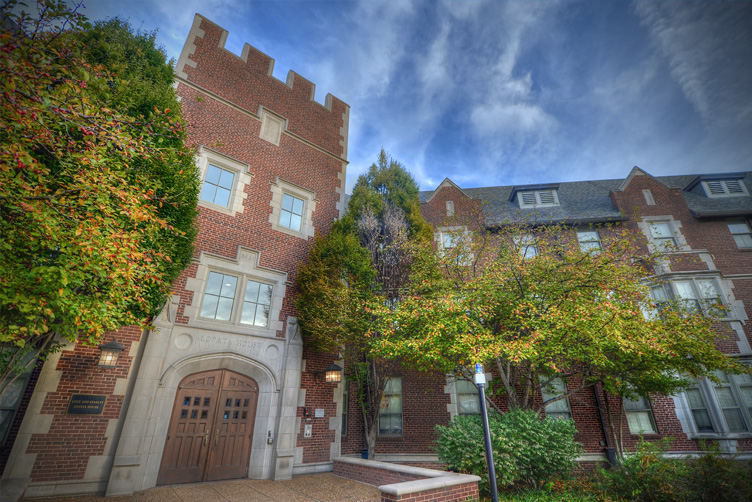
<box><xmin>333</xmin><ymin>460</ymin><xmax>479</xmax><ymax>502</ymax></box>
<box><xmin>341</xmin><ymin>368</ymin><xmax>450</xmax><ymax>456</ymax></box>
<box><xmin>183</xmin><ymin>18</ymin><xmax>348</xmax><ymax>158</ymax></box>
<box><xmin>297</xmin><ymin>349</ymin><xmax>340</xmax><ymax>463</ymax></box>
<box><xmin>381</xmin><ymin>483</ymin><xmax>479</xmax><ymax>502</ymax></box>
<box><xmin>25</xmin><ymin>326</ymin><xmax>142</xmax><ymax>482</ymax></box>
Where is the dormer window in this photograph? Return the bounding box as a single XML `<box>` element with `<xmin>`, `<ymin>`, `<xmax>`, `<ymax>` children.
<box><xmin>702</xmin><ymin>179</ymin><xmax>748</xmax><ymax>198</ymax></box>
<box><xmin>517</xmin><ymin>189</ymin><xmax>559</xmax><ymax>208</ymax></box>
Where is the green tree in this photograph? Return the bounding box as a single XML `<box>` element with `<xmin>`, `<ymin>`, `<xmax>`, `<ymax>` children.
<box><xmin>297</xmin><ymin>149</ymin><xmax>430</xmax><ymax>457</ymax></box>
<box><xmin>372</xmin><ymin>222</ymin><xmax>745</xmax><ymax>440</ymax></box>
<box><xmin>0</xmin><ymin>1</ymin><xmax>199</xmax><ymax>396</ymax></box>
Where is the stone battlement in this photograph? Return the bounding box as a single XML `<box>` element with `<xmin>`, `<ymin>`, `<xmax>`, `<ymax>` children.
<box><xmin>175</xmin><ymin>14</ymin><xmax>349</xmax><ymax>158</ymax></box>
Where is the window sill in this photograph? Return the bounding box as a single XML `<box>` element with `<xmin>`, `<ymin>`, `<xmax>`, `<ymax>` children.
<box><xmin>689</xmin><ymin>432</ymin><xmax>752</xmax><ymax>440</ymax></box>
<box><xmin>271</xmin><ymin>223</ymin><xmax>308</xmax><ymax>240</ymax></box>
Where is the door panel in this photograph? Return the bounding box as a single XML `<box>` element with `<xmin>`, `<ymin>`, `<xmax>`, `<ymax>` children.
<box><xmin>206</xmin><ymin>370</ymin><xmax>258</xmax><ymax>481</ymax></box>
<box><xmin>158</xmin><ymin>369</ymin><xmax>258</xmax><ymax>485</ymax></box>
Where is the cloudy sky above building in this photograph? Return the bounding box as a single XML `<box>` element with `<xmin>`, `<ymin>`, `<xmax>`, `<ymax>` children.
<box><xmin>79</xmin><ymin>0</ymin><xmax>752</xmax><ymax>192</ymax></box>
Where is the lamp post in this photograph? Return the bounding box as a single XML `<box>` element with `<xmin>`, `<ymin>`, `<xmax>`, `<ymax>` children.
<box><xmin>475</xmin><ymin>363</ymin><xmax>499</xmax><ymax>502</ymax></box>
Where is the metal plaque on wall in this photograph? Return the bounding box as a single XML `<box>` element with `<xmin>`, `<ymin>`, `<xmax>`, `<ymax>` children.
<box><xmin>67</xmin><ymin>394</ymin><xmax>107</xmax><ymax>415</ymax></box>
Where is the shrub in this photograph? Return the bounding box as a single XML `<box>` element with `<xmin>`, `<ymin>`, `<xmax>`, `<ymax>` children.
<box><xmin>684</xmin><ymin>441</ymin><xmax>752</xmax><ymax>502</ymax></box>
<box><xmin>435</xmin><ymin>409</ymin><xmax>582</xmax><ymax>493</ymax></box>
<box><xmin>597</xmin><ymin>438</ymin><xmax>687</xmax><ymax>502</ymax></box>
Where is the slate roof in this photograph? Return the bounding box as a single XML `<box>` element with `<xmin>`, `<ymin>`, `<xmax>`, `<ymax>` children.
<box><xmin>419</xmin><ymin>171</ymin><xmax>752</xmax><ymax>226</ymax></box>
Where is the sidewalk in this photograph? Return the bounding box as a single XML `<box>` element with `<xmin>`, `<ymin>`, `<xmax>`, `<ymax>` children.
<box><xmin>23</xmin><ymin>473</ymin><xmax>381</xmax><ymax>502</ymax></box>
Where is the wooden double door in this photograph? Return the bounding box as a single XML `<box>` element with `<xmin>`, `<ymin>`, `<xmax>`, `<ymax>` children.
<box><xmin>158</xmin><ymin>369</ymin><xmax>259</xmax><ymax>485</ymax></box>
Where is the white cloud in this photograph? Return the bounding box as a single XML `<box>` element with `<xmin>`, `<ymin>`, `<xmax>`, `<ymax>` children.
<box><xmin>635</xmin><ymin>1</ymin><xmax>752</xmax><ymax>127</ymax></box>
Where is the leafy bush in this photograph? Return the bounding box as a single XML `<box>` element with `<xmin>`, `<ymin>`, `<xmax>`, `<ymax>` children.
<box><xmin>435</xmin><ymin>409</ymin><xmax>582</xmax><ymax>493</ymax></box>
<box><xmin>683</xmin><ymin>442</ymin><xmax>752</xmax><ymax>502</ymax></box>
<box><xmin>598</xmin><ymin>439</ymin><xmax>687</xmax><ymax>502</ymax></box>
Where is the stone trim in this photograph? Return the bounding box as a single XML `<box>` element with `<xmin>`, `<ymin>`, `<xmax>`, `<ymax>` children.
<box><xmin>196</xmin><ymin>146</ymin><xmax>253</xmax><ymax>217</ymax></box>
<box><xmin>269</xmin><ymin>178</ymin><xmax>317</xmax><ymax>240</ymax></box>
<box><xmin>183</xmin><ymin>248</ymin><xmax>287</xmax><ymax>337</ymax></box>
<box><xmin>333</xmin><ymin>457</ymin><xmax>479</xmax><ymax>502</ymax></box>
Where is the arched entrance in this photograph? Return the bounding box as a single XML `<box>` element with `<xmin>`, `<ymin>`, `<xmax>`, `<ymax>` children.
<box><xmin>157</xmin><ymin>369</ymin><xmax>258</xmax><ymax>485</ymax></box>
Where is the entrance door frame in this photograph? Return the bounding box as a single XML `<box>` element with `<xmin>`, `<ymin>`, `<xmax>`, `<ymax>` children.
<box><xmin>157</xmin><ymin>369</ymin><xmax>259</xmax><ymax>485</ymax></box>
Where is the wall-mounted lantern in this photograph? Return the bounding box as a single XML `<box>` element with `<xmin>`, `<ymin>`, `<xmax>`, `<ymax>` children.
<box><xmin>98</xmin><ymin>341</ymin><xmax>124</xmax><ymax>368</ymax></box>
<box><xmin>315</xmin><ymin>363</ymin><xmax>343</xmax><ymax>383</ymax></box>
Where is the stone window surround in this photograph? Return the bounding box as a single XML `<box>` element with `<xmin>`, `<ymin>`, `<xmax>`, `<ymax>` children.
<box><xmin>675</xmin><ymin>363</ymin><xmax>752</xmax><ymax>440</ymax></box>
<box><xmin>637</xmin><ymin>216</ymin><xmax>690</xmax><ymax>253</ymax></box>
<box><xmin>196</xmin><ymin>146</ymin><xmax>253</xmax><ymax>217</ymax></box>
<box><xmin>183</xmin><ymin>248</ymin><xmax>287</xmax><ymax>338</ymax></box>
<box><xmin>269</xmin><ymin>178</ymin><xmax>316</xmax><ymax>240</ymax></box>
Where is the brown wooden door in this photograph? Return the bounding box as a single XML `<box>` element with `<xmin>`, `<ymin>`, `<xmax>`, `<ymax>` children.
<box><xmin>158</xmin><ymin>369</ymin><xmax>258</xmax><ymax>485</ymax></box>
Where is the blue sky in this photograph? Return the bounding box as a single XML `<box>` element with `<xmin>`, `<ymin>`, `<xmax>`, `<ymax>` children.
<box><xmin>80</xmin><ymin>1</ymin><xmax>752</xmax><ymax>192</ymax></box>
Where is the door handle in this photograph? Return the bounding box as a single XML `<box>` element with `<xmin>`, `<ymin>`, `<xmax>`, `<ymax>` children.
<box><xmin>204</xmin><ymin>430</ymin><xmax>209</xmax><ymax>446</ymax></box>
<box><xmin>215</xmin><ymin>428</ymin><xmax>219</xmax><ymax>447</ymax></box>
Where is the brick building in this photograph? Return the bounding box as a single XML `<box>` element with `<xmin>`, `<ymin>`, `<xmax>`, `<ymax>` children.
<box><xmin>340</xmin><ymin>169</ymin><xmax>751</xmax><ymax>463</ymax></box>
<box><xmin>2</xmin><ymin>12</ymin><xmax>751</xmax><ymax>501</ymax></box>
<box><xmin>2</xmin><ymin>14</ymin><xmax>351</xmax><ymax>498</ymax></box>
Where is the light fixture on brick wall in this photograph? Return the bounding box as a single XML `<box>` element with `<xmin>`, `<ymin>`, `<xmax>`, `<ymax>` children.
<box><xmin>315</xmin><ymin>363</ymin><xmax>342</xmax><ymax>383</ymax></box>
<box><xmin>98</xmin><ymin>341</ymin><xmax>124</xmax><ymax>368</ymax></box>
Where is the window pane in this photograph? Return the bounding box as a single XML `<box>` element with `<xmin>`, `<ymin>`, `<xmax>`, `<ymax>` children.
<box><xmin>623</xmin><ymin>396</ymin><xmax>650</xmax><ymax>411</ymax></box>
<box><xmin>455</xmin><ymin>380</ymin><xmax>476</xmax><ymax>393</ymax></box>
<box><xmin>289</xmin><ymin>213</ymin><xmax>302</xmax><ymax>232</ymax></box>
<box><xmin>651</xmin><ymin>223</ymin><xmax>672</xmax><ymax>238</ymax></box>
<box><xmin>651</xmin><ymin>286</ymin><xmax>668</xmax><ymax>303</ymax></box>
<box><xmin>627</xmin><ymin>411</ymin><xmax>656</xmax><ymax>434</ymax></box>
<box><xmin>723</xmin><ymin>409</ymin><xmax>747</xmax><ymax>432</ymax></box>
<box><xmin>577</xmin><ymin>230</ymin><xmax>598</xmax><ymax>242</ymax></box>
<box><xmin>458</xmin><ymin>394</ymin><xmax>480</xmax><ymax>414</ymax></box>
<box><xmin>205</xmin><ymin>165</ymin><xmax>221</xmax><ymax>184</ymax></box>
<box><xmin>205</xmin><ymin>272</ymin><xmax>223</xmax><ymax>295</ymax></box>
<box><xmin>385</xmin><ymin>378</ymin><xmax>402</xmax><ymax>393</ymax></box>
<box><xmin>0</xmin><ymin>379</ymin><xmax>26</xmax><ymax>408</ymax></box>
<box><xmin>200</xmin><ymin>183</ymin><xmax>218</xmax><ymax>204</ymax></box>
<box><xmin>279</xmin><ymin>211</ymin><xmax>292</xmax><ymax>229</ymax></box>
<box><xmin>696</xmin><ymin>280</ymin><xmax>718</xmax><ymax>299</ymax></box>
<box><xmin>282</xmin><ymin>193</ymin><xmax>294</xmax><ymax>212</ymax></box>
<box><xmin>380</xmin><ymin>394</ymin><xmax>402</xmax><ymax>413</ymax></box>
<box><xmin>728</xmin><ymin>222</ymin><xmax>750</xmax><ymax>234</ymax></box>
<box><xmin>239</xmin><ymin>303</ymin><xmax>255</xmax><ymax>325</ymax></box>
<box><xmin>218</xmin><ymin>169</ymin><xmax>235</xmax><ymax>190</ymax></box>
<box><xmin>545</xmin><ymin>398</ymin><xmax>570</xmax><ymax>413</ymax></box>
<box><xmin>733</xmin><ymin>234</ymin><xmax>752</xmax><ymax>248</ymax></box>
<box><xmin>254</xmin><ymin>304</ymin><xmax>268</xmax><ymax>326</ymax></box>
<box><xmin>215</xmin><ymin>297</ymin><xmax>234</xmax><ymax>321</ymax></box>
<box><xmin>674</xmin><ymin>282</ymin><xmax>696</xmax><ymax>299</ymax></box>
<box><xmin>260</xmin><ymin>284</ymin><xmax>272</xmax><ymax>304</ymax></box>
<box><xmin>220</xmin><ymin>276</ymin><xmax>237</xmax><ymax>297</ymax></box>
<box><xmin>686</xmin><ymin>389</ymin><xmax>705</xmax><ymax>409</ymax></box>
<box><xmin>200</xmin><ymin>295</ymin><xmax>219</xmax><ymax>318</ymax></box>
<box><xmin>213</xmin><ymin>187</ymin><xmax>231</xmax><ymax>207</ymax></box>
<box><xmin>715</xmin><ymin>387</ymin><xmax>737</xmax><ymax>408</ymax></box>
<box><xmin>292</xmin><ymin>196</ymin><xmax>304</xmax><ymax>215</ymax></box>
<box><xmin>547</xmin><ymin>412</ymin><xmax>571</xmax><ymax>420</ymax></box>
<box><xmin>692</xmin><ymin>409</ymin><xmax>714</xmax><ymax>432</ymax></box>
<box><xmin>244</xmin><ymin>281</ymin><xmax>260</xmax><ymax>302</ymax></box>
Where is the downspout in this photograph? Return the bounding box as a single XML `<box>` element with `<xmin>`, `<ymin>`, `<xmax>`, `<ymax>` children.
<box><xmin>593</xmin><ymin>382</ymin><xmax>616</xmax><ymax>467</ymax></box>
